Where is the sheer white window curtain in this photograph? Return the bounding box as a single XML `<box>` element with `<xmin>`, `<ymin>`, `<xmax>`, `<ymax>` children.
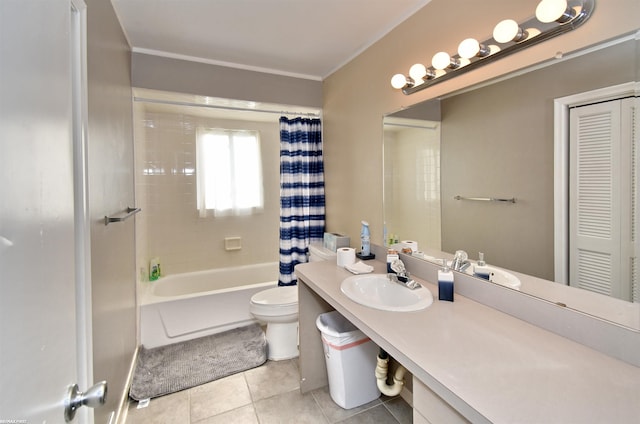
<box><xmin>196</xmin><ymin>128</ymin><xmax>264</xmax><ymax>217</ymax></box>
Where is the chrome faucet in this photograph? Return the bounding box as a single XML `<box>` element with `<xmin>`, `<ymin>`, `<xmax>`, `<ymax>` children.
<box><xmin>388</xmin><ymin>258</ymin><xmax>421</xmax><ymax>290</ymax></box>
<box><xmin>450</xmin><ymin>250</ymin><xmax>471</xmax><ymax>272</ymax></box>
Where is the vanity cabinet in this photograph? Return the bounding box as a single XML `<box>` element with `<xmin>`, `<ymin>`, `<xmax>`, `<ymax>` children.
<box><xmin>295</xmin><ymin>259</ymin><xmax>640</xmax><ymax>423</ymax></box>
<box><xmin>413</xmin><ymin>377</ymin><xmax>468</xmax><ymax>424</ymax></box>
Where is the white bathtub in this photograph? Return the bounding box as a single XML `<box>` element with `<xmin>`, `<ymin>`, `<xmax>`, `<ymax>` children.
<box><xmin>140</xmin><ymin>262</ymin><xmax>278</xmax><ymax>348</ymax></box>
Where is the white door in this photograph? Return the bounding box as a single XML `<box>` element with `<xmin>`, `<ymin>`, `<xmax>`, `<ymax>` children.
<box><xmin>569</xmin><ymin>98</ymin><xmax>636</xmax><ymax>300</ymax></box>
<box><xmin>0</xmin><ymin>1</ymin><xmax>94</xmax><ymax>422</ymax></box>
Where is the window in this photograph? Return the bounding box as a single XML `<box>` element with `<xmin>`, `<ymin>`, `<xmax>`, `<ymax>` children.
<box><xmin>196</xmin><ymin>128</ymin><xmax>264</xmax><ymax>217</ymax></box>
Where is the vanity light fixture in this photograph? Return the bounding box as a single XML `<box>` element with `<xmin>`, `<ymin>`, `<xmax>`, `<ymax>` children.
<box><xmin>409</xmin><ymin>63</ymin><xmax>427</xmax><ymax>81</ymax></box>
<box><xmin>493</xmin><ymin>19</ymin><xmax>529</xmax><ymax>43</ymax></box>
<box><xmin>536</xmin><ymin>0</ymin><xmax>576</xmax><ymax>23</ymax></box>
<box><xmin>391</xmin><ymin>0</ymin><xmax>594</xmax><ymax>95</ymax></box>
<box><xmin>391</xmin><ymin>74</ymin><xmax>414</xmax><ymax>89</ymax></box>
<box><xmin>457</xmin><ymin>38</ymin><xmax>491</xmax><ymax>60</ymax></box>
<box><xmin>432</xmin><ymin>51</ymin><xmax>460</xmax><ymax>70</ymax></box>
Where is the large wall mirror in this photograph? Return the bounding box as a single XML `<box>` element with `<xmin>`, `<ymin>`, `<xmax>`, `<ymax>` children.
<box><xmin>384</xmin><ymin>33</ymin><xmax>640</xmax><ymax>329</ymax></box>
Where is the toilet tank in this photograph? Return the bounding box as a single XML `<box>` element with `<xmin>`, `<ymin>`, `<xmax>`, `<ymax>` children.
<box><xmin>308</xmin><ymin>243</ymin><xmax>337</xmax><ymax>262</ymax></box>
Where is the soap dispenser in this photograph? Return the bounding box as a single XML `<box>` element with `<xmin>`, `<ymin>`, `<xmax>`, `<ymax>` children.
<box><xmin>438</xmin><ymin>259</ymin><xmax>454</xmax><ymax>302</ymax></box>
<box><xmin>473</xmin><ymin>252</ymin><xmax>491</xmax><ymax>280</ymax></box>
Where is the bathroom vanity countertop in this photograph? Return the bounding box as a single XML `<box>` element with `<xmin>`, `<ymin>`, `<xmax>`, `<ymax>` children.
<box><xmin>295</xmin><ymin>260</ymin><xmax>640</xmax><ymax>423</ymax></box>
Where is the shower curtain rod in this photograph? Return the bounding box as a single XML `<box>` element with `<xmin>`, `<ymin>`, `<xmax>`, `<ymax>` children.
<box><xmin>133</xmin><ymin>96</ymin><xmax>321</xmax><ymax>117</ymax></box>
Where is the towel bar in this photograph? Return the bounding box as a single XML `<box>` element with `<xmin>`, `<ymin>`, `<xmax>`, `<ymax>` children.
<box><xmin>104</xmin><ymin>207</ymin><xmax>141</xmax><ymax>225</ymax></box>
<box><xmin>454</xmin><ymin>196</ymin><xmax>516</xmax><ymax>204</ymax></box>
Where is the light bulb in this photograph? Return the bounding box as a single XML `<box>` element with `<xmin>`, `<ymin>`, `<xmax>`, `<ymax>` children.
<box><xmin>432</xmin><ymin>52</ymin><xmax>452</xmax><ymax>70</ymax></box>
<box><xmin>391</xmin><ymin>73</ymin><xmax>408</xmax><ymax>89</ymax></box>
<box><xmin>409</xmin><ymin>63</ymin><xmax>427</xmax><ymax>82</ymax></box>
<box><xmin>458</xmin><ymin>38</ymin><xmax>480</xmax><ymax>59</ymax></box>
<box><xmin>536</xmin><ymin>0</ymin><xmax>574</xmax><ymax>23</ymax></box>
<box><xmin>526</xmin><ymin>27</ymin><xmax>542</xmax><ymax>38</ymax></box>
<box><xmin>493</xmin><ymin>19</ymin><xmax>527</xmax><ymax>43</ymax></box>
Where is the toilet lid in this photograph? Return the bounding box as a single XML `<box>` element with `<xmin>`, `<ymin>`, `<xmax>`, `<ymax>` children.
<box><xmin>251</xmin><ymin>286</ymin><xmax>297</xmax><ymax>306</ymax></box>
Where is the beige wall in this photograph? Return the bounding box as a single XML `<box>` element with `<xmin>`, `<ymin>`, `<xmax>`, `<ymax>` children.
<box><xmin>322</xmin><ymin>0</ymin><xmax>640</xmax><ymax>249</ymax></box>
<box><xmin>86</xmin><ymin>0</ymin><xmax>137</xmax><ymax>421</ymax></box>
<box><xmin>134</xmin><ymin>107</ymin><xmax>281</xmax><ymax>276</ymax></box>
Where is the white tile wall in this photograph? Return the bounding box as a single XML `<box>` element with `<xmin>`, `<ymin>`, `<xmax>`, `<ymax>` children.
<box><xmin>134</xmin><ymin>105</ymin><xmax>281</xmax><ymax>279</ymax></box>
<box><xmin>384</xmin><ymin>125</ymin><xmax>441</xmax><ymax>249</ymax></box>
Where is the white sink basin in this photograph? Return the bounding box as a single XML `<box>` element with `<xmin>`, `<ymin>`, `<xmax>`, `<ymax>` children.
<box><xmin>465</xmin><ymin>265</ymin><xmax>522</xmax><ymax>290</ymax></box>
<box><xmin>340</xmin><ymin>274</ymin><xmax>433</xmax><ymax>312</ymax></box>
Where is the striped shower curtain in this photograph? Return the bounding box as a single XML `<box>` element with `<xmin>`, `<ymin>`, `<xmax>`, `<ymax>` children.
<box><xmin>278</xmin><ymin>117</ymin><xmax>325</xmax><ymax>286</ymax></box>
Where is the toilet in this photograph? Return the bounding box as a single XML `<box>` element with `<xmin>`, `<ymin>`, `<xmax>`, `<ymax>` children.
<box><xmin>249</xmin><ymin>243</ymin><xmax>336</xmax><ymax>360</ymax></box>
<box><xmin>307</xmin><ymin>242</ymin><xmax>338</xmax><ymax>263</ymax></box>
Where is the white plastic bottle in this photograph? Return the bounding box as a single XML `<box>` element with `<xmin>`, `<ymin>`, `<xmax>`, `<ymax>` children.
<box><xmin>360</xmin><ymin>221</ymin><xmax>371</xmax><ymax>256</ymax></box>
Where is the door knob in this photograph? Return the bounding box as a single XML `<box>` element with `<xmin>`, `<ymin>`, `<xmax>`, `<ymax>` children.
<box><xmin>64</xmin><ymin>380</ymin><xmax>107</xmax><ymax>422</ymax></box>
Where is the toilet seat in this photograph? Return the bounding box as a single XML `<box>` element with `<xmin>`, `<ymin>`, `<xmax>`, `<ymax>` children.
<box><xmin>250</xmin><ymin>286</ymin><xmax>298</xmax><ymax>318</ymax></box>
<box><xmin>250</xmin><ymin>286</ymin><xmax>297</xmax><ymax>306</ymax></box>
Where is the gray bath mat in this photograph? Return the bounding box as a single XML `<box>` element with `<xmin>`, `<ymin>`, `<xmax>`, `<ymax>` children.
<box><xmin>130</xmin><ymin>323</ymin><xmax>267</xmax><ymax>400</ymax></box>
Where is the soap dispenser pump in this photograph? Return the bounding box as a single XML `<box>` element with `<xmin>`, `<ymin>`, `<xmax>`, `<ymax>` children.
<box><xmin>438</xmin><ymin>259</ymin><xmax>454</xmax><ymax>302</ymax></box>
<box><xmin>473</xmin><ymin>252</ymin><xmax>491</xmax><ymax>280</ymax></box>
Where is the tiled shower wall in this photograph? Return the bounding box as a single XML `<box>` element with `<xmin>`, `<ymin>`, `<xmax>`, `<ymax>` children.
<box><xmin>134</xmin><ymin>105</ymin><xmax>281</xmax><ymax>280</ymax></box>
<box><xmin>384</xmin><ymin>125</ymin><xmax>441</xmax><ymax>250</ymax></box>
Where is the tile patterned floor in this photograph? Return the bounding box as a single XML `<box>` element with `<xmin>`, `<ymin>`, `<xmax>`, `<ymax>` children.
<box><xmin>125</xmin><ymin>358</ymin><xmax>412</xmax><ymax>423</ymax></box>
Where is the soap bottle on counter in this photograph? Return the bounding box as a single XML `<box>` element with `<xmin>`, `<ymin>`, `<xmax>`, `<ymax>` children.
<box><xmin>360</xmin><ymin>220</ymin><xmax>371</xmax><ymax>256</ymax></box>
<box><xmin>438</xmin><ymin>259</ymin><xmax>454</xmax><ymax>302</ymax></box>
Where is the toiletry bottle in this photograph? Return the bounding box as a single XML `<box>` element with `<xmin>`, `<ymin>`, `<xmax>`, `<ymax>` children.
<box><xmin>149</xmin><ymin>257</ymin><xmax>161</xmax><ymax>281</ymax></box>
<box><xmin>473</xmin><ymin>252</ymin><xmax>491</xmax><ymax>280</ymax></box>
<box><xmin>360</xmin><ymin>221</ymin><xmax>371</xmax><ymax>256</ymax></box>
<box><xmin>438</xmin><ymin>259</ymin><xmax>454</xmax><ymax>301</ymax></box>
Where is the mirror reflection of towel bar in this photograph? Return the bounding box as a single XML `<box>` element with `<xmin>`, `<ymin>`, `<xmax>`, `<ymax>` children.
<box><xmin>104</xmin><ymin>207</ymin><xmax>141</xmax><ymax>225</ymax></box>
<box><xmin>454</xmin><ymin>196</ymin><xmax>516</xmax><ymax>204</ymax></box>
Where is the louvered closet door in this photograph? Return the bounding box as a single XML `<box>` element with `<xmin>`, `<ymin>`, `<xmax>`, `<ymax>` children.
<box><xmin>569</xmin><ymin>98</ymin><xmax>635</xmax><ymax>300</ymax></box>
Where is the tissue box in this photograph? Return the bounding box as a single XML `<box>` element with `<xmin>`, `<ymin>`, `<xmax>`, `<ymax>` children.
<box><xmin>323</xmin><ymin>232</ymin><xmax>350</xmax><ymax>252</ymax></box>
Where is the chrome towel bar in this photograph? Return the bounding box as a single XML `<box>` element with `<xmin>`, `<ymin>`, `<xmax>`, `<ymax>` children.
<box><xmin>454</xmin><ymin>196</ymin><xmax>516</xmax><ymax>204</ymax></box>
<box><xmin>104</xmin><ymin>207</ymin><xmax>141</xmax><ymax>225</ymax></box>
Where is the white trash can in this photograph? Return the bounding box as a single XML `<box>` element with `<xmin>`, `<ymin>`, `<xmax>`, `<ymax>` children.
<box><xmin>315</xmin><ymin>311</ymin><xmax>381</xmax><ymax>409</ymax></box>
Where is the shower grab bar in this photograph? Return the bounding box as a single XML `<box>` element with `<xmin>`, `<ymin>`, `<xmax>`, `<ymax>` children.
<box><xmin>104</xmin><ymin>207</ymin><xmax>141</xmax><ymax>225</ymax></box>
<box><xmin>454</xmin><ymin>196</ymin><xmax>516</xmax><ymax>204</ymax></box>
